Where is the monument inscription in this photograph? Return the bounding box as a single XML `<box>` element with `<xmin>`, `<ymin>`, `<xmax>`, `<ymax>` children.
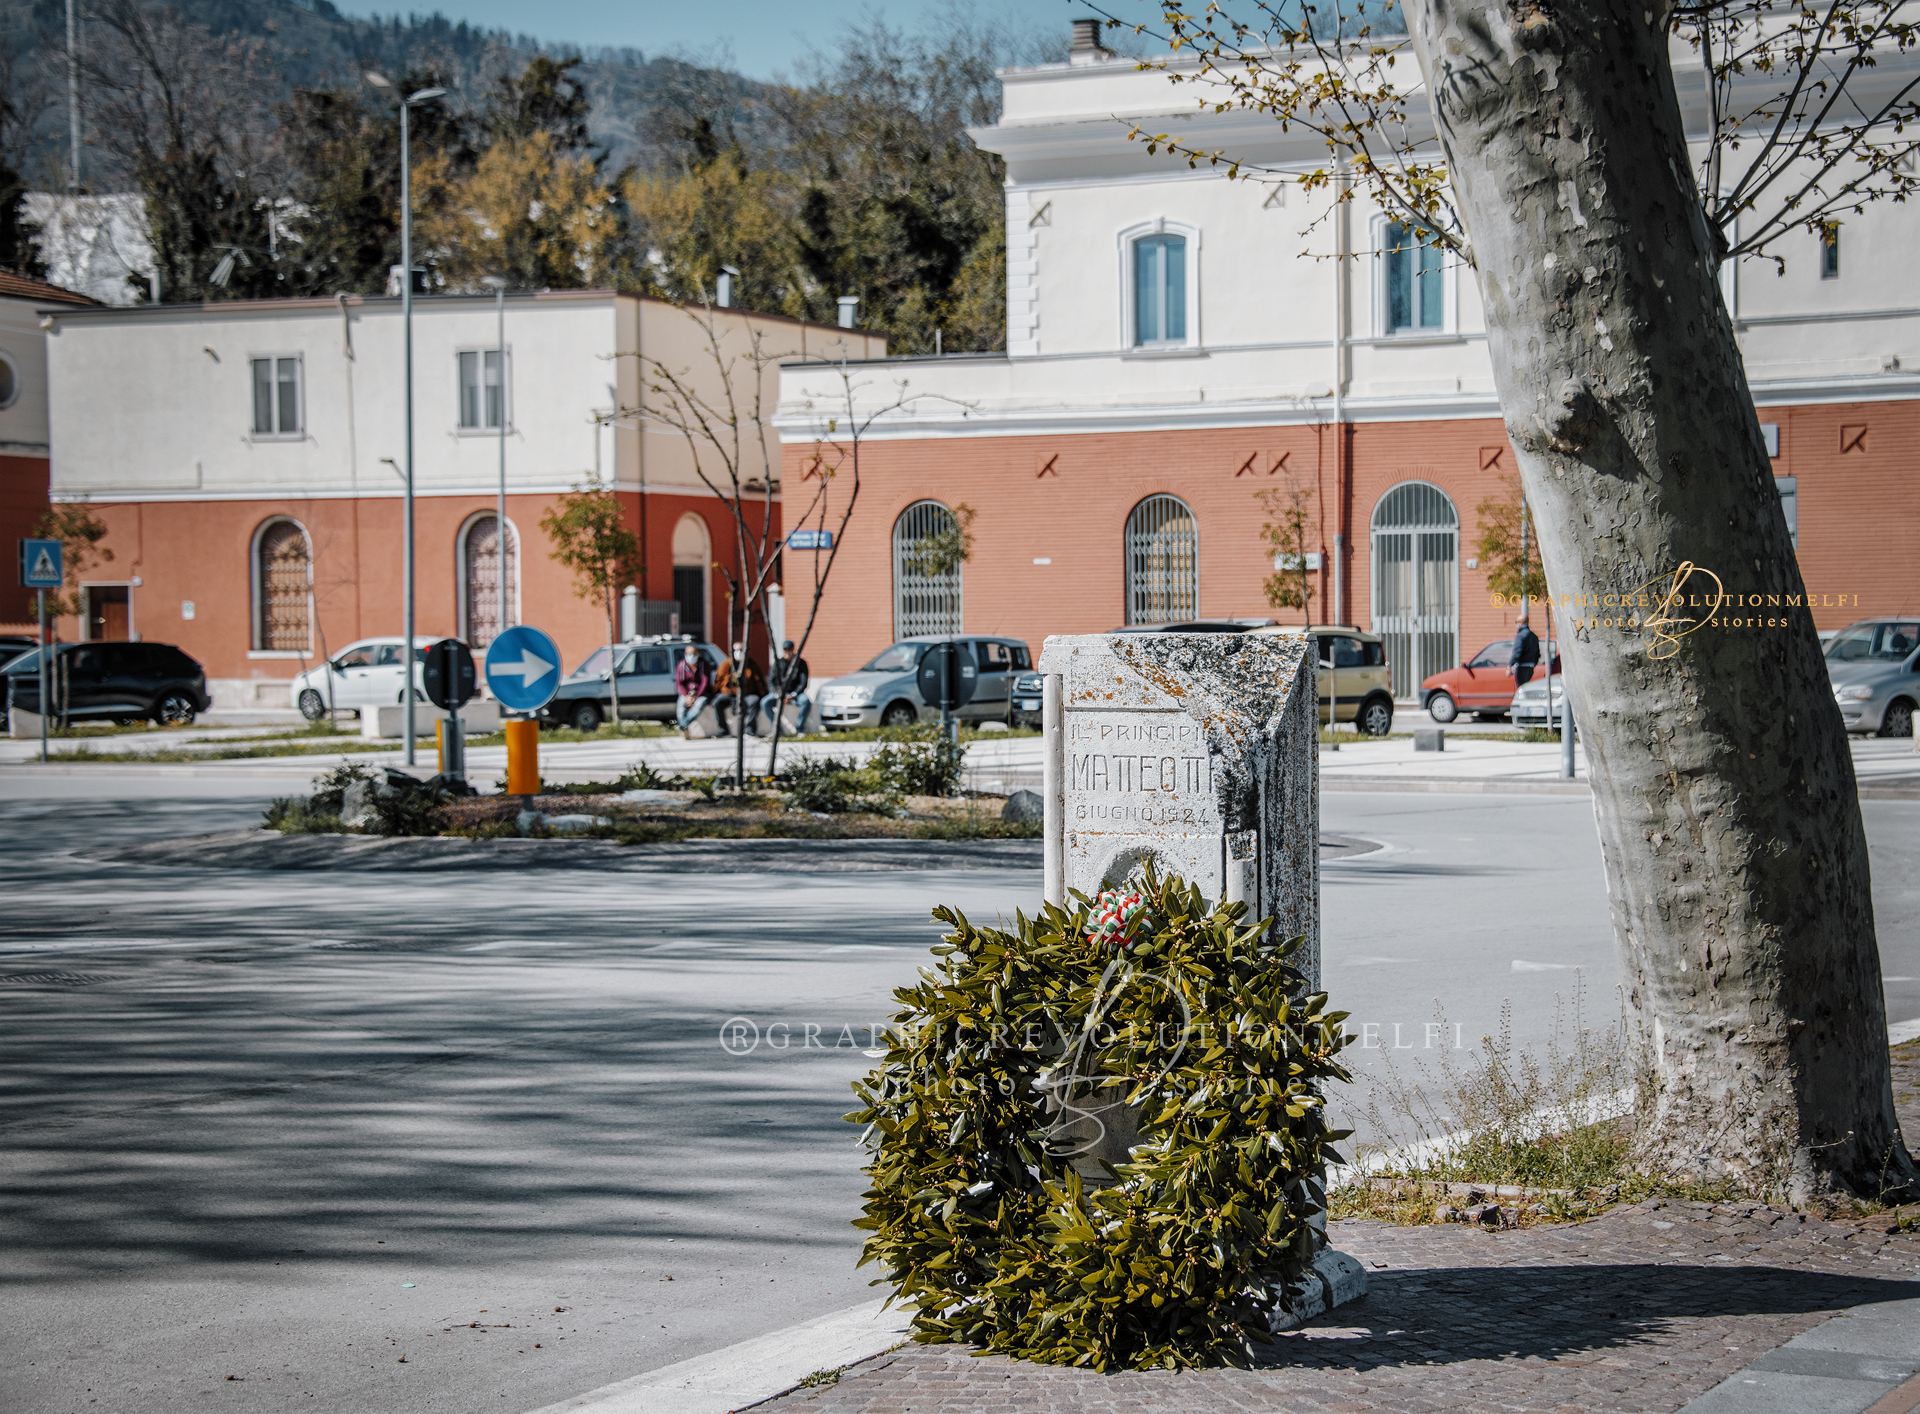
<box><xmin>1039</xmin><ymin>631</ymin><xmax>1321</xmax><ymax>987</ymax></box>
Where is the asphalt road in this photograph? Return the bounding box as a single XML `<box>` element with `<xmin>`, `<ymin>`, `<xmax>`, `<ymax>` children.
<box><xmin>0</xmin><ymin>775</ymin><xmax>1914</xmax><ymax>1414</ymax></box>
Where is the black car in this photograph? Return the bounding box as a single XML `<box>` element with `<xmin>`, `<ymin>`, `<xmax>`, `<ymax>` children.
<box><xmin>6</xmin><ymin>641</ymin><xmax>211</xmax><ymax>726</ymax></box>
<box><xmin>0</xmin><ymin>635</ymin><xmax>37</xmax><ymax>670</ymax></box>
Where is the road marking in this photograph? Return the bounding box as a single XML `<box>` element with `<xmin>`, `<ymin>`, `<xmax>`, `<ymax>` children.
<box><xmin>1511</xmin><ymin>960</ymin><xmax>1582</xmax><ymax>972</ymax></box>
<box><xmin>1891</xmin><ymin>1017</ymin><xmax>1920</xmax><ymax>1046</ymax></box>
<box><xmin>521</xmin><ymin>1297</ymin><xmax>911</xmax><ymax>1414</ymax></box>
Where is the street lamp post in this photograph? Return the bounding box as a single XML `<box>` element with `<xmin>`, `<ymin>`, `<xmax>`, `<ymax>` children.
<box><xmin>367</xmin><ymin>72</ymin><xmax>445</xmax><ymax>767</ymax></box>
<box><xmin>481</xmin><ymin>275</ymin><xmax>509</xmax><ymax>640</ymax></box>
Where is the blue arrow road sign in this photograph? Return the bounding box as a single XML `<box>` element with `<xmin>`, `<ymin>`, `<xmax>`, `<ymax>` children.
<box><xmin>19</xmin><ymin>539</ymin><xmax>62</xmax><ymax>589</ymax></box>
<box><xmin>484</xmin><ymin>624</ymin><xmax>563</xmax><ymax>712</ymax></box>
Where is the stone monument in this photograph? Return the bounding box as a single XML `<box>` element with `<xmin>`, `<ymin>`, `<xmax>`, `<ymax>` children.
<box><xmin>1034</xmin><ymin>630</ymin><xmax>1365</xmax><ymax>1328</ymax></box>
<box><xmin>1037</xmin><ymin>631</ymin><xmax>1321</xmax><ymax>981</ymax></box>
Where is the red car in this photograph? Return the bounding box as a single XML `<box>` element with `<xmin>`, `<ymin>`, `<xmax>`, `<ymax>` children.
<box><xmin>1420</xmin><ymin>639</ymin><xmax>1559</xmax><ymax>723</ymax></box>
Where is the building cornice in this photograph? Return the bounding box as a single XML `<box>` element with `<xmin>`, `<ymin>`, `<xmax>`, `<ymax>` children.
<box><xmin>774</xmin><ymin>373</ymin><xmax>1920</xmax><ymax>442</ymax></box>
<box><xmin>50</xmin><ymin>478</ymin><xmax>781</xmax><ymax>506</ymax></box>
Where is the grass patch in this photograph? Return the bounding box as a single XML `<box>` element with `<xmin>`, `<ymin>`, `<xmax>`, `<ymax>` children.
<box><xmin>43</xmin><ymin>739</ymin><xmax>400</xmax><ymax>763</ymax></box>
<box><xmin>1336</xmin><ymin>988</ymin><xmax>1653</xmax><ymax>1225</ymax></box>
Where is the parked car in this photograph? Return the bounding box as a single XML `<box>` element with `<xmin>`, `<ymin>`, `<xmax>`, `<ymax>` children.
<box><xmin>5</xmin><ymin>640</ymin><xmax>210</xmax><ymax>726</ymax></box>
<box><xmin>1826</xmin><ymin>617</ymin><xmax>1920</xmax><ymax>736</ymax></box>
<box><xmin>1250</xmin><ymin>624</ymin><xmax>1396</xmax><ymax>735</ymax></box>
<box><xmin>1510</xmin><ymin>674</ymin><xmax>1569</xmax><ymax>729</ymax></box>
<box><xmin>291</xmin><ymin>637</ymin><xmax>434</xmax><ymax>720</ymax></box>
<box><xmin>0</xmin><ymin>635</ymin><xmax>37</xmax><ymax>670</ymax></box>
<box><xmin>1420</xmin><ymin>638</ymin><xmax>1561</xmax><ymax>723</ymax></box>
<box><xmin>537</xmin><ymin>635</ymin><xmax>724</xmax><ymax>732</ymax></box>
<box><xmin>816</xmin><ymin>635</ymin><xmax>1033</xmax><ymax>730</ymax></box>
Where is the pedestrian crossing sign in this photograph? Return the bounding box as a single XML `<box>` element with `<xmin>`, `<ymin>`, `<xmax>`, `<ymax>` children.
<box><xmin>19</xmin><ymin>538</ymin><xmax>62</xmax><ymax>589</ymax></box>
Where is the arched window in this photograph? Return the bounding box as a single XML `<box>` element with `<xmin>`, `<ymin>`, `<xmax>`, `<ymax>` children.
<box><xmin>1133</xmin><ymin>235</ymin><xmax>1187</xmax><ymax>345</ymax></box>
<box><xmin>1370</xmin><ymin>482</ymin><xmax>1458</xmax><ymax>696</ymax></box>
<box><xmin>1124</xmin><ymin>494</ymin><xmax>1199</xmax><ymax>624</ymax></box>
<box><xmin>460</xmin><ymin>514</ymin><xmax>519</xmax><ymax>648</ymax></box>
<box><xmin>893</xmin><ymin>500</ymin><xmax>963</xmax><ymax>638</ymax></box>
<box><xmin>672</xmin><ymin>513</ymin><xmax>711</xmax><ymax>643</ymax></box>
<box><xmin>254</xmin><ymin>518</ymin><xmax>311</xmax><ymax>652</ymax></box>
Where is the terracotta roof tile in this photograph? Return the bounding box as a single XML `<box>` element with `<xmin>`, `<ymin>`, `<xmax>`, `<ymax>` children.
<box><xmin>0</xmin><ymin>268</ymin><xmax>101</xmax><ymax>306</ymax></box>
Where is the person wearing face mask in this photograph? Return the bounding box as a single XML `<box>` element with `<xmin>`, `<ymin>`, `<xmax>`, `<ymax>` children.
<box><xmin>673</xmin><ymin>643</ymin><xmax>714</xmax><ymax>732</ymax></box>
<box><xmin>713</xmin><ymin>641</ymin><xmax>766</xmax><ymax>737</ymax></box>
<box><xmin>760</xmin><ymin>639</ymin><xmax>812</xmax><ymax>736</ymax></box>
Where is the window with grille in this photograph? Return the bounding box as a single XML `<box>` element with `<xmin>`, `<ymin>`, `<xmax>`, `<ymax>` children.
<box><xmin>250</xmin><ymin>357</ymin><xmax>302</xmax><ymax>436</ymax></box>
<box><xmin>1370</xmin><ymin>482</ymin><xmax>1458</xmax><ymax>697</ymax></box>
<box><xmin>893</xmin><ymin>500</ymin><xmax>963</xmax><ymax>638</ymax></box>
<box><xmin>256</xmin><ymin>520</ymin><xmax>310</xmax><ymax>651</ymax></box>
<box><xmin>461</xmin><ymin>515</ymin><xmax>518</xmax><ymax>648</ymax></box>
<box><xmin>457</xmin><ymin>350</ymin><xmax>509</xmax><ymax>430</ymax></box>
<box><xmin>1124</xmin><ymin>494</ymin><xmax>1199</xmax><ymax>624</ymax></box>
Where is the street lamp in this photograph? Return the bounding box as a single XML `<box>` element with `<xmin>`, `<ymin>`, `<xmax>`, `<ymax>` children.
<box><xmin>480</xmin><ymin>275</ymin><xmax>510</xmax><ymax>641</ymax></box>
<box><xmin>366</xmin><ymin>72</ymin><xmax>446</xmax><ymax>767</ymax></box>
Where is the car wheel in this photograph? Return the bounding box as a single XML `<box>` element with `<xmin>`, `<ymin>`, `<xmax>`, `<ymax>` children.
<box><xmin>297</xmin><ymin>688</ymin><xmax>328</xmax><ymax>722</ymax></box>
<box><xmin>1880</xmin><ymin>697</ymin><xmax>1916</xmax><ymax>738</ymax></box>
<box><xmin>1427</xmin><ymin>691</ymin><xmax>1458</xmax><ymax>724</ymax></box>
<box><xmin>152</xmin><ymin>692</ymin><xmax>197</xmax><ymax>726</ymax></box>
<box><xmin>569</xmin><ymin>701</ymin><xmax>604</xmax><ymax>732</ymax></box>
<box><xmin>881</xmin><ymin>701</ymin><xmax>917</xmax><ymax>727</ymax></box>
<box><xmin>1359</xmin><ymin>696</ymin><xmax>1394</xmax><ymax>737</ymax></box>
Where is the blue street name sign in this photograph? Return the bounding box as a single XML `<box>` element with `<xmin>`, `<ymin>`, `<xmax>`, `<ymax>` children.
<box><xmin>484</xmin><ymin>624</ymin><xmax>563</xmax><ymax>713</ymax></box>
<box><xmin>19</xmin><ymin>539</ymin><xmax>62</xmax><ymax>589</ymax></box>
<box><xmin>786</xmin><ymin>528</ymin><xmax>834</xmax><ymax>550</ymax></box>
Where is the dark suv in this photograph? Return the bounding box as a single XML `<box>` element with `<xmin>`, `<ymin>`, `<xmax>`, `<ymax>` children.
<box><xmin>5</xmin><ymin>641</ymin><xmax>211</xmax><ymax>726</ymax></box>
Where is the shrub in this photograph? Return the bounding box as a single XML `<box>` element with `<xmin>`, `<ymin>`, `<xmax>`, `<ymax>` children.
<box><xmin>849</xmin><ymin>869</ymin><xmax>1353</xmax><ymax>1371</ymax></box>
<box><xmin>869</xmin><ymin>730</ymin><xmax>965</xmax><ymax>796</ymax></box>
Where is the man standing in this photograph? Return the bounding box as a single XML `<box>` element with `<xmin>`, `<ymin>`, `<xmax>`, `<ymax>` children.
<box><xmin>760</xmin><ymin>639</ymin><xmax>812</xmax><ymax>736</ymax></box>
<box><xmin>713</xmin><ymin>642</ymin><xmax>766</xmax><ymax>737</ymax></box>
<box><xmin>1512</xmin><ymin>614</ymin><xmax>1542</xmax><ymax>688</ymax></box>
<box><xmin>673</xmin><ymin>644</ymin><xmax>713</xmax><ymax>733</ymax></box>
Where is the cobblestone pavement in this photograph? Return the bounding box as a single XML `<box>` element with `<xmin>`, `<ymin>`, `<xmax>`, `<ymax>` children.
<box><xmin>763</xmin><ymin>1042</ymin><xmax>1920</xmax><ymax>1414</ymax></box>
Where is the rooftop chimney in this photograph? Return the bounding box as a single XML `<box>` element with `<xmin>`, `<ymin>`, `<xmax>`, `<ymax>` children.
<box><xmin>1069</xmin><ymin>18</ymin><xmax>1115</xmax><ymax>65</ymax></box>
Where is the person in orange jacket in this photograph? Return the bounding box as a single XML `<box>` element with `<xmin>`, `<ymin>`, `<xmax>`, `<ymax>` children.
<box><xmin>713</xmin><ymin>642</ymin><xmax>766</xmax><ymax>736</ymax></box>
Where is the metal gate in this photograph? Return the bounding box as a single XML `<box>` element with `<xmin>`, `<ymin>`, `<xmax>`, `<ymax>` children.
<box><xmin>1124</xmin><ymin>494</ymin><xmax>1199</xmax><ymax>624</ymax></box>
<box><xmin>461</xmin><ymin>515</ymin><xmax>517</xmax><ymax>648</ymax></box>
<box><xmin>1370</xmin><ymin>481</ymin><xmax>1457</xmax><ymax>697</ymax></box>
<box><xmin>893</xmin><ymin>500</ymin><xmax>963</xmax><ymax>638</ymax></box>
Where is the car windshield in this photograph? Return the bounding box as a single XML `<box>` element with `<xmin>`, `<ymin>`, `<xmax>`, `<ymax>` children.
<box><xmin>4</xmin><ymin>648</ymin><xmax>43</xmax><ymax>675</ymax></box>
<box><xmin>1826</xmin><ymin>622</ymin><xmax>1920</xmax><ymax>661</ymax></box>
<box><xmin>573</xmin><ymin>647</ymin><xmax>612</xmax><ymax>678</ymax></box>
<box><xmin>861</xmin><ymin>643</ymin><xmax>927</xmax><ymax>673</ymax></box>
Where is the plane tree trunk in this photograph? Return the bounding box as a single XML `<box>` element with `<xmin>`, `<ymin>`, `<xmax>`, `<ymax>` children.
<box><xmin>1407</xmin><ymin>0</ymin><xmax>1913</xmax><ymax>1200</ymax></box>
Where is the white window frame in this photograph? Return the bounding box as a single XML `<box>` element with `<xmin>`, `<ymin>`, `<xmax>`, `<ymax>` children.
<box><xmin>0</xmin><ymin>349</ymin><xmax>20</xmax><ymax>410</ymax></box>
<box><xmin>249</xmin><ymin>515</ymin><xmax>313</xmax><ymax>656</ymax></box>
<box><xmin>455</xmin><ymin>346</ymin><xmax>514</xmax><ymax>434</ymax></box>
<box><xmin>1371</xmin><ymin>215</ymin><xmax>1457</xmax><ymax>337</ymax></box>
<box><xmin>1777</xmin><ymin>476</ymin><xmax>1798</xmax><ymax>548</ymax></box>
<box><xmin>249</xmin><ymin>354</ymin><xmax>305</xmax><ymax>439</ymax></box>
<box><xmin>1116</xmin><ymin>218</ymin><xmax>1202</xmax><ymax>352</ymax></box>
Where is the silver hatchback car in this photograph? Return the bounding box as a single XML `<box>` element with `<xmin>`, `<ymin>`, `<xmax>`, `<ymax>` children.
<box><xmin>1826</xmin><ymin>617</ymin><xmax>1920</xmax><ymax>736</ymax></box>
<box><xmin>814</xmin><ymin>635</ymin><xmax>1032</xmax><ymax>729</ymax></box>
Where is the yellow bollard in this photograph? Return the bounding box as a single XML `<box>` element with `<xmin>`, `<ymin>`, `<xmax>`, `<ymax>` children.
<box><xmin>435</xmin><ymin>718</ymin><xmax>447</xmax><ymax>774</ymax></box>
<box><xmin>505</xmin><ymin>719</ymin><xmax>540</xmax><ymax>796</ymax></box>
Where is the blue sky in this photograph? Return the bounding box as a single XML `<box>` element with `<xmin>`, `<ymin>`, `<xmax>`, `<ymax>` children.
<box><xmin>332</xmin><ymin>0</ymin><xmax>1078</xmax><ymax>81</ymax></box>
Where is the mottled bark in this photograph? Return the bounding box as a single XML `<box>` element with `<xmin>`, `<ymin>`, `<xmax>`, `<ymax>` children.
<box><xmin>1407</xmin><ymin>0</ymin><xmax>1912</xmax><ymax>1199</ymax></box>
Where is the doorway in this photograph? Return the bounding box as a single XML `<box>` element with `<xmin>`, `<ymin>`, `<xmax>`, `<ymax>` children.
<box><xmin>1370</xmin><ymin>482</ymin><xmax>1458</xmax><ymax>698</ymax></box>
<box><xmin>85</xmin><ymin>584</ymin><xmax>131</xmax><ymax>641</ymax></box>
